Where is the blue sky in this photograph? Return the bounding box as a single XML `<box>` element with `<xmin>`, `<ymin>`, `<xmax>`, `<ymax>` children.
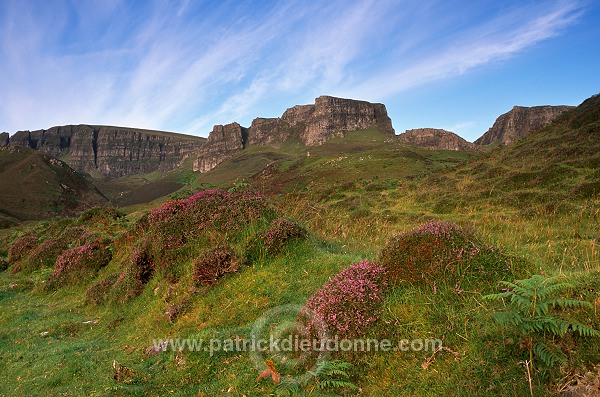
<box><xmin>1</xmin><ymin>0</ymin><xmax>599</xmax><ymax>142</ymax></box>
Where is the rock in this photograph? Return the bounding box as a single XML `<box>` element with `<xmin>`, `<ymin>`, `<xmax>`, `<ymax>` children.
<box><xmin>248</xmin><ymin>95</ymin><xmax>395</xmax><ymax>147</ymax></box>
<box><xmin>475</xmin><ymin>105</ymin><xmax>574</xmax><ymax>145</ymax></box>
<box><xmin>0</xmin><ymin>132</ymin><xmax>8</xmax><ymax>147</ymax></box>
<box><xmin>6</xmin><ymin>125</ymin><xmax>206</xmax><ymax>178</ymax></box>
<box><xmin>193</xmin><ymin>123</ymin><xmax>247</xmax><ymax>173</ymax></box>
<box><xmin>397</xmin><ymin>128</ymin><xmax>479</xmax><ymax>151</ymax></box>
<box><xmin>302</xmin><ymin>96</ymin><xmax>395</xmax><ymax>145</ymax></box>
<box><xmin>194</xmin><ymin>96</ymin><xmax>395</xmax><ymax>173</ymax></box>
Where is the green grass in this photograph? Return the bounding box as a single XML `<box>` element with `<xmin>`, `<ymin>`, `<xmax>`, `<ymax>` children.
<box><xmin>1</xmin><ymin>99</ymin><xmax>600</xmax><ymax>396</ymax></box>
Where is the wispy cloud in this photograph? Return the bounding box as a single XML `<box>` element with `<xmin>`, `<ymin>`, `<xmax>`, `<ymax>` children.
<box><xmin>338</xmin><ymin>0</ymin><xmax>585</xmax><ymax>100</ymax></box>
<box><xmin>0</xmin><ymin>0</ymin><xmax>587</xmax><ymax>136</ymax></box>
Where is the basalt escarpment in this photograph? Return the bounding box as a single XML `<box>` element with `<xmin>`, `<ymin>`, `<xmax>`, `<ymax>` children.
<box><xmin>475</xmin><ymin>105</ymin><xmax>574</xmax><ymax>145</ymax></box>
<box><xmin>194</xmin><ymin>96</ymin><xmax>395</xmax><ymax>172</ymax></box>
<box><xmin>0</xmin><ymin>132</ymin><xmax>9</xmax><ymax>147</ymax></box>
<box><xmin>193</xmin><ymin>123</ymin><xmax>248</xmax><ymax>173</ymax></box>
<box><xmin>397</xmin><ymin>128</ymin><xmax>478</xmax><ymax>151</ymax></box>
<box><xmin>6</xmin><ymin>125</ymin><xmax>206</xmax><ymax>178</ymax></box>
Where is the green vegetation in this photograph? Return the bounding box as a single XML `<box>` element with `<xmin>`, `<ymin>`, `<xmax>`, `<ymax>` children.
<box><xmin>485</xmin><ymin>275</ymin><xmax>598</xmax><ymax>368</ymax></box>
<box><xmin>1</xmin><ymin>96</ymin><xmax>599</xmax><ymax>396</ymax></box>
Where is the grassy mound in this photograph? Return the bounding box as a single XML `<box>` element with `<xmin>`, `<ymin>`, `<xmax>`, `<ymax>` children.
<box><xmin>378</xmin><ymin>221</ymin><xmax>514</xmax><ymax>287</ymax></box>
<box><xmin>47</xmin><ymin>239</ymin><xmax>113</xmax><ymax>288</ymax></box>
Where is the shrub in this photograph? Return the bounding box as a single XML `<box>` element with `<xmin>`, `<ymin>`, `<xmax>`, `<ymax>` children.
<box><xmin>148</xmin><ymin>189</ymin><xmax>273</xmax><ymax>238</ymax></box>
<box><xmin>19</xmin><ymin>226</ymin><xmax>96</xmax><ymax>273</ymax></box>
<box><xmin>246</xmin><ymin>218</ymin><xmax>307</xmax><ymax>261</ymax></box>
<box><xmin>79</xmin><ymin>207</ymin><xmax>122</xmax><ymax>224</ymax></box>
<box><xmin>304</xmin><ymin>260</ymin><xmax>387</xmax><ymax>339</ymax></box>
<box><xmin>8</xmin><ymin>235</ymin><xmax>38</xmax><ymax>264</ymax></box>
<box><xmin>262</xmin><ymin>219</ymin><xmax>307</xmax><ymax>254</ymax></box>
<box><xmin>192</xmin><ymin>245</ymin><xmax>238</xmax><ymax>287</ymax></box>
<box><xmin>48</xmin><ymin>239</ymin><xmax>112</xmax><ymax>287</ymax></box>
<box><xmin>145</xmin><ymin>189</ymin><xmax>274</xmax><ymax>270</ymax></box>
<box><xmin>109</xmin><ymin>241</ymin><xmax>155</xmax><ymax>303</ymax></box>
<box><xmin>378</xmin><ymin>220</ymin><xmax>509</xmax><ymax>285</ymax></box>
<box><xmin>20</xmin><ymin>238</ymin><xmax>65</xmax><ymax>272</ymax></box>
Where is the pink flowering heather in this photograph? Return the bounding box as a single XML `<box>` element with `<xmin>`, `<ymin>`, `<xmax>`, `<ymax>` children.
<box><xmin>145</xmin><ymin>189</ymin><xmax>274</xmax><ymax>254</ymax></box>
<box><xmin>262</xmin><ymin>219</ymin><xmax>307</xmax><ymax>253</ymax></box>
<box><xmin>304</xmin><ymin>260</ymin><xmax>388</xmax><ymax>339</ymax></box>
<box><xmin>379</xmin><ymin>220</ymin><xmax>508</xmax><ymax>285</ymax></box>
<box><xmin>48</xmin><ymin>240</ymin><xmax>112</xmax><ymax>287</ymax></box>
<box><xmin>8</xmin><ymin>235</ymin><xmax>38</xmax><ymax>264</ymax></box>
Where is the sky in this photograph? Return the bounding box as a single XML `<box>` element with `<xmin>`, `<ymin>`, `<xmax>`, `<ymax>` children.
<box><xmin>1</xmin><ymin>0</ymin><xmax>599</xmax><ymax>142</ymax></box>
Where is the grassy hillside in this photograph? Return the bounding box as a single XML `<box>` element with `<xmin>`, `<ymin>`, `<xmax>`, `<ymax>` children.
<box><xmin>0</xmin><ymin>146</ymin><xmax>107</xmax><ymax>223</ymax></box>
<box><xmin>0</xmin><ymin>97</ymin><xmax>599</xmax><ymax>396</ymax></box>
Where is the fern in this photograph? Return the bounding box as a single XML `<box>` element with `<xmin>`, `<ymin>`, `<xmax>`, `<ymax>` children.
<box><xmin>484</xmin><ymin>274</ymin><xmax>599</xmax><ymax>369</ymax></box>
<box><xmin>274</xmin><ymin>360</ymin><xmax>357</xmax><ymax>396</ymax></box>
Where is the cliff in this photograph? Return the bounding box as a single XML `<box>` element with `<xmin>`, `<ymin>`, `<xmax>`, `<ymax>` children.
<box><xmin>193</xmin><ymin>123</ymin><xmax>247</xmax><ymax>173</ymax></box>
<box><xmin>475</xmin><ymin>105</ymin><xmax>574</xmax><ymax>145</ymax></box>
<box><xmin>6</xmin><ymin>125</ymin><xmax>206</xmax><ymax>178</ymax></box>
<box><xmin>194</xmin><ymin>96</ymin><xmax>395</xmax><ymax>173</ymax></box>
<box><xmin>397</xmin><ymin>128</ymin><xmax>478</xmax><ymax>151</ymax></box>
<box><xmin>248</xmin><ymin>95</ymin><xmax>395</xmax><ymax>147</ymax></box>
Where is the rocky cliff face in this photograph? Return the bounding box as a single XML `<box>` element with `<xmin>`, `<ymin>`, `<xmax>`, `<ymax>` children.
<box><xmin>397</xmin><ymin>128</ymin><xmax>478</xmax><ymax>151</ymax></box>
<box><xmin>6</xmin><ymin>125</ymin><xmax>206</xmax><ymax>178</ymax></box>
<box><xmin>248</xmin><ymin>96</ymin><xmax>395</xmax><ymax>147</ymax></box>
<box><xmin>0</xmin><ymin>132</ymin><xmax>9</xmax><ymax>147</ymax></box>
<box><xmin>475</xmin><ymin>105</ymin><xmax>574</xmax><ymax>145</ymax></box>
<box><xmin>193</xmin><ymin>123</ymin><xmax>247</xmax><ymax>173</ymax></box>
<box><xmin>193</xmin><ymin>96</ymin><xmax>395</xmax><ymax>173</ymax></box>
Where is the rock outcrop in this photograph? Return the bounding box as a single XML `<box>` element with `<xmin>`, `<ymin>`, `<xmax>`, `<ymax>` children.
<box><xmin>193</xmin><ymin>96</ymin><xmax>395</xmax><ymax>173</ymax></box>
<box><xmin>6</xmin><ymin>125</ymin><xmax>206</xmax><ymax>178</ymax></box>
<box><xmin>193</xmin><ymin>123</ymin><xmax>247</xmax><ymax>173</ymax></box>
<box><xmin>475</xmin><ymin>105</ymin><xmax>574</xmax><ymax>145</ymax></box>
<box><xmin>397</xmin><ymin>128</ymin><xmax>479</xmax><ymax>151</ymax></box>
<box><xmin>0</xmin><ymin>132</ymin><xmax>8</xmax><ymax>147</ymax></box>
<box><xmin>248</xmin><ymin>96</ymin><xmax>395</xmax><ymax>147</ymax></box>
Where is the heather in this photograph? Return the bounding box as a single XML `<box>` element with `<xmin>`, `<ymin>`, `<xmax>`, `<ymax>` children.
<box><xmin>304</xmin><ymin>260</ymin><xmax>388</xmax><ymax>339</ymax></box>
<box><xmin>101</xmin><ymin>239</ymin><xmax>156</xmax><ymax>304</ymax></box>
<box><xmin>192</xmin><ymin>245</ymin><xmax>238</xmax><ymax>287</ymax></box>
<box><xmin>8</xmin><ymin>234</ymin><xmax>38</xmax><ymax>264</ymax></box>
<box><xmin>1</xmin><ymin>134</ymin><xmax>599</xmax><ymax>397</ymax></box>
<box><xmin>142</xmin><ymin>189</ymin><xmax>276</xmax><ymax>272</ymax></box>
<box><xmin>378</xmin><ymin>220</ymin><xmax>513</xmax><ymax>286</ymax></box>
<box><xmin>47</xmin><ymin>239</ymin><xmax>113</xmax><ymax>287</ymax></box>
<box><xmin>245</xmin><ymin>218</ymin><xmax>307</xmax><ymax>261</ymax></box>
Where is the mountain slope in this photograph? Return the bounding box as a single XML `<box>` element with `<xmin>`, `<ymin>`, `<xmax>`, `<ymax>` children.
<box><xmin>474</xmin><ymin>105</ymin><xmax>574</xmax><ymax>145</ymax></box>
<box><xmin>0</xmin><ymin>146</ymin><xmax>107</xmax><ymax>223</ymax></box>
<box><xmin>397</xmin><ymin>128</ymin><xmax>479</xmax><ymax>151</ymax></box>
<box><xmin>420</xmin><ymin>94</ymin><xmax>600</xmax><ymax>212</ymax></box>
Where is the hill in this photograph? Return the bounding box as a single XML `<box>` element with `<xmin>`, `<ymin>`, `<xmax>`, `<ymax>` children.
<box><xmin>4</xmin><ymin>125</ymin><xmax>206</xmax><ymax>178</ymax></box>
<box><xmin>0</xmin><ymin>146</ymin><xmax>107</xmax><ymax>223</ymax></box>
<box><xmin>397</xmin><ymin>128</ymin><xmax>479</xmax><ymax>151</ymax></box>
<box><xmin>0</xmin><ymin>94</ymin><xmax>598</xmax><ymax>396</ymax></box>
<box><xmin>474</xmin><ymin>105</ymin><xmax>574</xmax><ymax>145</ymax></box>
<box><xmin>418</xmin><ymin>94</ymin><xmax>600</xmax><ymax>214</ymax></box>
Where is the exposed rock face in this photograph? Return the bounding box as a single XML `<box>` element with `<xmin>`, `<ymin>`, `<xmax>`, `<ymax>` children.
<box><xmin>0</xmin><ymin>132</ymin><xmax>8</xmax><ymax>147</ymax></box>
<box><xmin>7</xmin><ymin>125</ymin><xmax>206</xmax><ymax>178</ymax></box>
<box><xmin>193</xmin><ymin>123</ymin><xmax>247</xmax><ymax>173</ymax></box>
<box><xmin>475</xmin><ymin>105</ymin><xmax>574</xmax><ymax>145</ymax></box>
<box><xmin>248</xmin><ymin>96</ymin><xmax>395</xmax><ymax>147</ymax></box>
<box><xmin>397</xmin><ymin>128</ymin><xmax>478</xmax><ymax>151</ymax></box>
<box><xmin>194</xmin><ymin>96</ymin><xmax>395</xmax><ymax>173</ymax></box>
<box><xmin>303</xmin><ymin>96</ymin><xmax>395</xmax><ymax>145</ymax></box>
